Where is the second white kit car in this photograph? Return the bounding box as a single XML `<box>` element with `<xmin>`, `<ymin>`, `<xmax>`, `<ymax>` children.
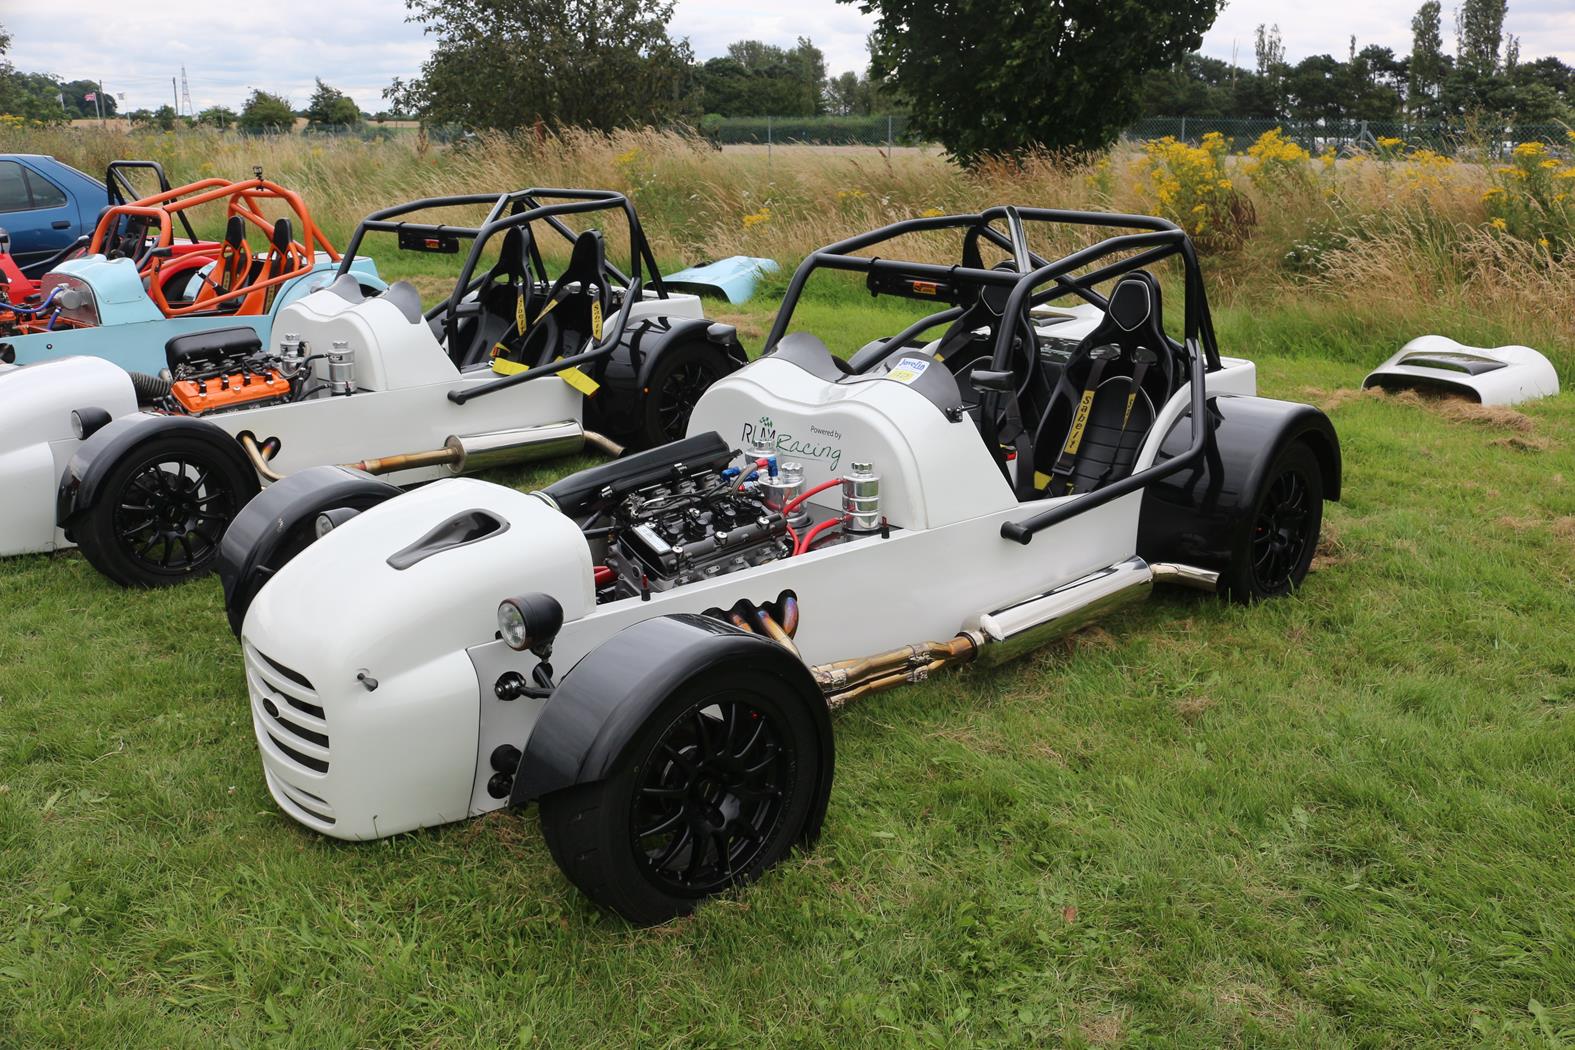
<box><xmin>221</xmin><ymin>208</ymin><xmax>1342</xmax><ymax>923</ymax></box>
<box><xmin>0</xmin><ymin>189</ymin><xmax>744</xmax><ymax>586</ymax></box>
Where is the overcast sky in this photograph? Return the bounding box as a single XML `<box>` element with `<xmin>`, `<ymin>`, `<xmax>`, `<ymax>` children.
<box><xmin>4</xmin><ymin>0</ymin><xmax>1573</xmax><ymax>114</ymax></box>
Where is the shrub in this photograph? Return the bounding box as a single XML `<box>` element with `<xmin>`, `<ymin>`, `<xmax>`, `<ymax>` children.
<box><xmin>1243</xmin><ymin>128</ymin><xmax>1312</xmax><ymax>192</ymax></box>
<box><xmin>1135</xmin><ymin>132</ymin><xmax>1253</xmax><ymax>247</ymax></box>
<box><xmin>1482</xmin><ymin>140</ymin><xmax>1575</xmax><ymax>254</ymax></box>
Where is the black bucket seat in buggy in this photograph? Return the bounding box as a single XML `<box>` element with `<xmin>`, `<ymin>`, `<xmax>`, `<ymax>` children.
<box><xmin>447</xmin><ymin>226</ymin><xmax>534</xmax><ymax>369</ymax></box>
<box><xmin>1026</xmin><ymin>272</ymin><xmax>1182</xmax><ymax>499</ymax></box>
<box><xmin>456</xmin><ymin>227</ymin><xmax>613</xmax><ymax>373</ymax></box>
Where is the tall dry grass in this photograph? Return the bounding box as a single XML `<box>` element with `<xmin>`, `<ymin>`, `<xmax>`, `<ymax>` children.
<box><xmin>3</xmin><ymin>123</ymin><xmax>1571</xmax><ymax>356</ymax></box>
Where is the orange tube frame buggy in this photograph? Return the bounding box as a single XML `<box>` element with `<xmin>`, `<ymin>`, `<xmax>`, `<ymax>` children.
<box><xmin>83</xmin><ymin>177</ymin><xmax>339</xmax><ymax>319</ymax></box>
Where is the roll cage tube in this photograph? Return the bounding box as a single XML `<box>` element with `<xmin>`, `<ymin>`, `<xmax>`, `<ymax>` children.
<box><xmin>992</xmin><ymin>224</ymin><xmax>1220</xmax><ymax>544</ymax></box>
<box><xmin>333</xmin><ymin>189</ymin><xmax>663</xmax><ymax>407</ymax></box>
<box><xmin>103</xmin><ymin>161</ymin><xmax>199</xmax><ymax>245</ymax></box>
<box><xmin>87</xmin><ymin>178</ymin><xmax>337</xmax><ymax>316</ymax></box>
<box><xmin>761</xmin><ymin>206</ymin><xmax>1212</xmax><ymax>364</ymax></box>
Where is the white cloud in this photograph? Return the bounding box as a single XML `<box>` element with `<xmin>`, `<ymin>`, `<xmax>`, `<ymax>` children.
<box><xmin>3</xmin><ymin>1</ymin><xmax>1571</xmax><ymax>114</ymax></box>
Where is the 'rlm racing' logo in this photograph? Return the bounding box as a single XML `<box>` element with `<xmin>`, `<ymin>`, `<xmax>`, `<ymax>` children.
<box><xmin>739</xmin><ymin>415</ymin><xmax>842</xmax><ymax>471</ymax></box>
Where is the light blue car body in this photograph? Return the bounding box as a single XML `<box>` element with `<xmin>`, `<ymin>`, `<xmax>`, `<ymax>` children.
<box><xmin>2</xmin><ymin>252</ymin><xmax>385</xmax><ymax>375</ymax></box>
<box><xmin>663</xmin><ymin>255</ymin><xmax>780</xmax><ymax>304</ymax></box>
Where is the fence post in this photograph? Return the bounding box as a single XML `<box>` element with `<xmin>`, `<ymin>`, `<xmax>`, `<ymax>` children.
<box><xmin>1180</xmin><ymin>116</ymin><xmax>1187</xmax><ymax>143</ymax></box>
<box><xmin>767</xmin><ymin>115</ymin><xmax>772</xmax><ymax>180</ymax></box>
<box><xmin>887</xmin><ymin>115</ymin><xmax>893</xmax><ymax>155</ymax></box>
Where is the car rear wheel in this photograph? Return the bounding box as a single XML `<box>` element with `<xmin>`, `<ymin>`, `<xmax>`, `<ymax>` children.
<box><xmin>538</xmin><ymin>666</ymin><xmax>826</xmax><ymax>925</ymax></box>
<box><xmin>76</xmin><ymin>434</ymin><xmax>255</xmax><ymax>587</ymax></box>
<box><xmin>1222</xmin><ymin>440</ymin><xmax>1323</xmax><ymax>603</ymax></box>
<box><xmin>636</xmin><ymin>340</ymin><xmax>734</xmax><ymax>450</ymax></box>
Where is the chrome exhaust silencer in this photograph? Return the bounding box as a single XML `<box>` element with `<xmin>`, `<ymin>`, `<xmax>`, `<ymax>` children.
<box><xmin>443</xmin><ymin>420</ymin><xmax>586</xmax><ymax>474</ymax></box>
<box><xmin>972</xmin><ymin>557</ymin><xmax>1153</xmax><ymax>667</ymax></box>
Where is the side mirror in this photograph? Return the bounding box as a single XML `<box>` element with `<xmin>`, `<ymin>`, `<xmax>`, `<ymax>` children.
<box><xmin>970</xmin><ymin>368</ymin><xmax>1015</xmax><ymax>393</ymax></box>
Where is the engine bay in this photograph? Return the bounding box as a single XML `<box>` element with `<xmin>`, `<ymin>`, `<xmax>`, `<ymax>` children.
<box><xmin>576</xmin><ymin>448</ymin><xmax>887</xmax><ymax>604</ymax></box>
<box><xmin>145</xmin><ymin>326</ymin><xmax>359</xmax><ymax>416</ymax></box>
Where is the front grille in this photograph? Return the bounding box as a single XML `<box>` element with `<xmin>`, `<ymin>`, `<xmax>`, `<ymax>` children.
<box><xmin>245</xmin><ymin>643</ymin><xmax>330</xmax><ymax>777</ymax></box>
<box><xmin>264</xmin><ymin>769</ymin><xmax>336</xmax><ymax>826</ymax></box>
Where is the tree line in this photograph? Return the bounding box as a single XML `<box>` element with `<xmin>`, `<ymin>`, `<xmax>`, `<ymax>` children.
<box><xmin>5</xmin><ymin>1</ymin><xmax>1571</xmax><ymax>164</ymax></box>
<box><xmin>1142</xmin><ymin>1</ymin><xmax>1571</xmax><ymax>126</ymax></box>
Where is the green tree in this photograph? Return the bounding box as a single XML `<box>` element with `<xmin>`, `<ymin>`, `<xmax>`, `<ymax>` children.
<box><xmin>1455</xmin><ymin>0</ymin><xmax>1507</xmax><ymax>76</ymax></box>
<box><xmin>388</xmin><ymin>0</ymin><xmax>694</xmax><ymax>131</ymax></box>
<box><xmin>238</xmin><ymin>90</ymin><xmax>294</xmax><ymax>134</ymax></box>
<box><xmin>698</xmin><ymin>38</ymin><xmax>828</xmax><ymax>116</ymax></box>
<box><xmin>847</xmin><ymin>0</ymin><xmax>1224</xmax><ymax>162</ymax></box>
<box><xmin>137</xmin><ymin>104</ymin><xmax>181</xmax><ymax>131</ymax></box>
<box><xmin>196</xmin><ymin>105</ymin><xmax>238</xmax><ymax>129</ymax></box>
<box><xmin>304</xmin><ymin>78</ymin><xmax>362</xmax><ymax>131</ymax></box>
<box><xmin>1409</xmin><ymin>1</ymin><xmax>1447</xmax><ymax>117</ymax></box>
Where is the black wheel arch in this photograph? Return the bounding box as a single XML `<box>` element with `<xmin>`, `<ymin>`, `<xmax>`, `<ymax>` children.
<box><xmin>1137</xmin><ymin>394</ymin><xmax>1341</xmax><ymax>574</ymax></box>
<box><xmin>56</xmin><ymin>413</ymin><xmax>259</xmax><ymax>538</ymax></box>
<box><xmin>216</xmin><ymin>465</ymin><xmax>403</xmax><ymax>637</ymax></box>
<box><xmin>512</xmin><ymin>613</ymin><xmax>834</xmax><ymax>845</ymax></box>
<box><xmin>585</xmin><ymin>316</ymin><xmax>745</xmax><ymax>437</ymax></box>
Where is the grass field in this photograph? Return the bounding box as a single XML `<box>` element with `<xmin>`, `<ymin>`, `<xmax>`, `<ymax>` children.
<box><xmin>1</xmin><ymin>273</ymin><xmax>1573</xmax><ymax>1045</ymax></box>
<box><xmin>1</xmin><ymin>124</ymin><xmax>1574</xmax><ymax>1045</ymax></box>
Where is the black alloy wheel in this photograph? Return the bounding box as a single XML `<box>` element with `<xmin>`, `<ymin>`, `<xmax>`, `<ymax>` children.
<box><xmin>538</xmin><ymin>665</ymin><xmax>827</xmax><ymax>925</ymax></box>
<box><xmin>632</xmin><ymin>698</ymin><xmax>792</xmax><ymax>896</ymax></box>
<box><xmin>75</xmin><ymin>434</ymin><xmax>257</xmax><ymax>587</ymax></box>
<box><xmin>1223</xmin><ymin>440</ymin><xmax>1324</xmax><ymax>603</ymax></box>
<box><xmin>637</xmin><ymin>341</ymin><xmax>734</xmax><ymax>449</ymax></box>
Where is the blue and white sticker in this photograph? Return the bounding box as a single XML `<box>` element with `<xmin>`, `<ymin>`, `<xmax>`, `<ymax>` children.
<box><xmin>887</xmin><ymin>356</ymin><xmax>932</xmax><ymax>384</ymax></box>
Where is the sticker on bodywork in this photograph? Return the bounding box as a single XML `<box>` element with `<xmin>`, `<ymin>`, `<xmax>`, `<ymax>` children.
<box><xmin>887</xmin><ymin>357</ymin><xmax>932</xmax><ymax>384</ymax></box>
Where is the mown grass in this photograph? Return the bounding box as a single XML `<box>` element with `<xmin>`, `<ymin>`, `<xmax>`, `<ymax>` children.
<box><xmin>1</xmin><ymin>265</ymin><xmax>1573</xmax><ymax>1045</ymax></box>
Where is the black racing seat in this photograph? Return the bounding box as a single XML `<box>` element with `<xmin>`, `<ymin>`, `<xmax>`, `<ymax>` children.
<box><xmin>1028</xmin><ymin>272</ymin><xmax>1180</xmax><ymax>499</ymax></box>
<box><xmin>448</xmin><ymin>226</ymin><xmax>534</xmax><ymax>369</ymax></box>
<box><xmin>506</xmin><ymin>229</ymin><xmax>610</xmax><ymax>369</ymax></box>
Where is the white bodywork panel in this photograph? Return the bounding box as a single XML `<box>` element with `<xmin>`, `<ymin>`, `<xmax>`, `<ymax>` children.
<box><xmin>1363</xmin><ymin>336</ymin><xmax>1559</xmax><ymax>406</ymax></box>
<box><xmin>0</xmin><ymin>357</ymin><xmax>138</xmax><ymax>555</ymax></box>
<box><xmin>0</xmin><ymin>287</ymin><xmax>703</xmax><ymax>556</ymax></box>
<box><xmin>242</xmin><ymin>350</ymin><xmax>1252</xmax><ymax>841</ymax></box>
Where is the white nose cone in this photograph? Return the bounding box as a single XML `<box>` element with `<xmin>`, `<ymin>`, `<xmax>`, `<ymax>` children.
<box><xmin>1363</xmin><ymin>336</ymin><xmax>1559</xmax><ymax>406</ymax></box>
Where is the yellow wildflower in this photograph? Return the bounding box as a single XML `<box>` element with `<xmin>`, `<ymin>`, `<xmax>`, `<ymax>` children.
<box><xmin>1490</xmin><ymin>217</ymin><xmax>1508</xmax><ymax>230</ymax></box>
<box><xmin>1512</xmin><ymin>141</ymin><xmax>1546</xmax><ymax>157</ymax></box>
<box><xmin>919</xmin><ymin>207</ymin><xmax>944</xmax><ymax>218</ymax></box>
<box><xmin>742</xmin><ymin>207</ymin><xmax>771</xmax><ymax>229</ymax></box>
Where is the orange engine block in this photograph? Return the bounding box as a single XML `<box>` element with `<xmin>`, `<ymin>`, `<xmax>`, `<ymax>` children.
<box><xmin>172</xmin><ymin>370</ymin><xmax>292</xmax><ymax>414</ymax></box>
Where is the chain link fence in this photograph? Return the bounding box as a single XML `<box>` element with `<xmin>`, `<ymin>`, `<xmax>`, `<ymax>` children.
<box><xmin>1124</xmin><ymin>116</ymin><xmax>1572</xmax><ymax>157</ymax></box>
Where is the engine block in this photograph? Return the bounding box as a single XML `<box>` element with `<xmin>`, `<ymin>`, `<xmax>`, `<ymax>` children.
<box><xmin>601</xmin><ymin>464</ymin><xmax>791</xmax><ymax>596</ymax></box>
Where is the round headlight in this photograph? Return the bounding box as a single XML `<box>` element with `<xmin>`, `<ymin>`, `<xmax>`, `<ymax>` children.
<box><xmin>498</xmin><ymin>599</ymin><xmax>530</xmax><ymax>651</ymax></box>
<box><xmin>313</xmin><ymin>506</ymin><xmax>362</xmax><ymax>540</ymax></box>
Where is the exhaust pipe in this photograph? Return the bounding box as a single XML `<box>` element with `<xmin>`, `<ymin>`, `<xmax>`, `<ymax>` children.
<box><xmin>441</xmin><ymin>420</ymin><xmax>587</xmax><ymax>473</ymax></box>
<box><xmin>333</xmin><ymin>421</ymin><xmax>589</xmax><ymax>477</ymax></box>
<box><xmin>972</xmin><ymin>557</ymin><xmax>1153</xmax><ymax>667</ymax></box>
<box><xmin>801</xmin><ymin>557</ymin><xmax>1158</xmax><ymax>708</ymax></box>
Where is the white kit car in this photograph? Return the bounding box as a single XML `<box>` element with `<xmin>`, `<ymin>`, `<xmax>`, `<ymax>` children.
<box><xmin>0</xmin><ymin>189</ymin><xmax>744</xmax><ymax>586</ymax></box>
<box><xmin>222</xmin><ymin>208</ymin><xmax>1342</xmax><ymax>923</ymax></box>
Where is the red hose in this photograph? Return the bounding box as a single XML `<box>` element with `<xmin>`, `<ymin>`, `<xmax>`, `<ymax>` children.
<box><xmin>784</xmin><ymin>478</ymin><xmax>841</xmax><ymax>515</ymax></box>
<box><xmin>784</xmin><ymin>522</ymin><xmax>799</xmax><ymax>550</ymax></box>
<box><xmin>794</xmin><ymin>516</ymin><xmax>845</xmax><ymax>555</ymax></box>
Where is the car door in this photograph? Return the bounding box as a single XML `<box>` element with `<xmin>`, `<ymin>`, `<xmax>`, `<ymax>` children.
<box><xmin>0</xmin><ymin>159</ymin><xmax>80</xmax><ymax>270</ymax></box>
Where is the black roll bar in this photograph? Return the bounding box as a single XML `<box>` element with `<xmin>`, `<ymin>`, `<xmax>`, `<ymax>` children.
<box><xmin>336</xmin><ymin>188</ymin><xmax>668</xmax><ymax>376</ymax></box>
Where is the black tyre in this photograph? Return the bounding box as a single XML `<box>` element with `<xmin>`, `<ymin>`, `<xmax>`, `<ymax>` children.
<box><xmin>76</xmin><ymin>434</ymin><xmax>257</xmax><ymax>587</ymax></box>
<box><xmin>1222</xmin><ymin>440</ymin><xmax>1324</xmax><ymax>603</ymax></box>
<box><xmin>539</xmin><ymin>666</ymin><xmax>828</xmax><ymax>925</ymax></box>
<box><xmin>635</xmin><ymin>340</ymin><xmax>734</xmax><ymax>450</ymax></box>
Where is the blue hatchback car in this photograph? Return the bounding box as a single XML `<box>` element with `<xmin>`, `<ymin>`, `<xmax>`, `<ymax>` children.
<box><xmin>0</xmin><ymin>154</ymin><xmax>108</xmax><ymax>271</ymax></box>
